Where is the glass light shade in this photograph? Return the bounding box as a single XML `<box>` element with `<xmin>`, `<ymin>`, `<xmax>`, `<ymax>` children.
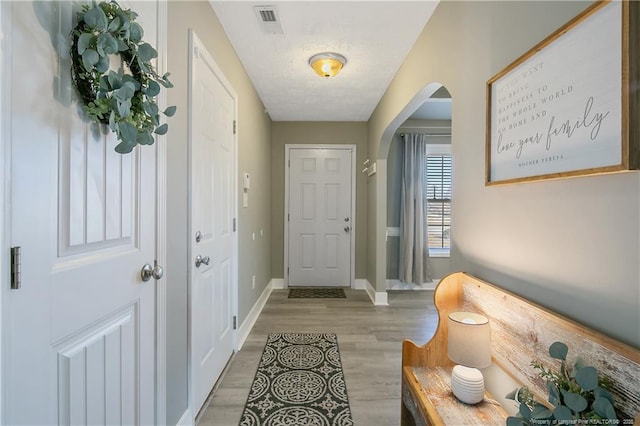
<box><xmin>309</xmin><ymin>53</ymin><xmax>346</xmax><ymax>78</ymax></box>
<box><xmin>447</xmin><ymin>311</ymin><xmax>491</xmax><ymax>369</ymax></box>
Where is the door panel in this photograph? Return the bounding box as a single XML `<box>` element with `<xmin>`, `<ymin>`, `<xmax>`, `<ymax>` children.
<box><xmin>3</xmin><ymin>2</ymin><xmax>158</xmax><ymax>424</ymax></box>
<box><xmin>56</xmin><ymin>306</ymin><xmax>137</xmax><ymax>425</ymax></box>
<box><xmin>287</xmin><ymin>148</ymin><xmax>353</xmax><ymax>287</ymax></box>
<box><xmin>189</xmin><ymin>32</ymin><xmax>236</xmax><ymax>415</ymax></box>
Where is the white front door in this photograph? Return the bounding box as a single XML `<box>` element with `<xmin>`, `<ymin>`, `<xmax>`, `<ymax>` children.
<box><xmin>286</xmin><ymin>147</ymin><xmax>355</xmax><ymax>287</ymax></box>
<box><xmin>189</xmin><ymin>31</ymin><xmax>237</xmax><ymax>415</ymax></box>
<box><xmin>2</xmin><ymin>2</ymin><xmax>160</xmax><ymax>424</ymax></box>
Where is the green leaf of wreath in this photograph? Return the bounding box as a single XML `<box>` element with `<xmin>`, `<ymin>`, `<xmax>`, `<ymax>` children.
<box><xmin>122</xmin><ymin>75</ymin><xmax>141</xmax><ymax>91</ymax></box>
<box><xmin>137</xmin><ymin>131</ymin><xmax>154</xmax><ymax>145</ymax></box>
<box><xmin>77</xmin><ymin>33</ymin><xmax>94</xmax><ymax>54</ymax></box>
<box><xmin>164</xmin><ymin>106</ymin><xmax>176</xmax><ymax>117</ymax></box>
<box><xmin>160</xmin><ymin>72</ymin><xmax>174</xmax><ymax>88</ymax></box>
<box><xmin>129</xmin><ymin>22</ymin><xmax>144</xmax><ymax>43</ymax></box>
<box><xmin>146</xmin><ymin>80</ymin><xmax>160</xmax><ymax>97</ymax></box>
<box><xmin>115</xmin><ymin>141</ymin><xmax>136</xmax><ymax>154</ymax></box>
<box><xmin>83</xmin><ymin>6</ymin><xmax>108</xmax><ymax>31</ymax></box>
<box><xmin>144</xmin><ymin>102</ymin><xmax>159</xmax><ymax>117</ymax></box>
<box><xmin>116</xmin><ymin>38</ymin><xmax>128</xmax><ymax>52</ymax></box>
<box><xmin>96</xmin><ymin>55</ymin><xmax>110</xmax><ymax>73</ymax></box>
<box><xmin>99</xmin><ymin>75</ymin><xmax>111</xmax><ymax>91</ymax></box>
<box><xmin>97</xmin><ymin>32</ymin><xmax>118</xmax><ymax>55</ymax></box>
<box><xmin>118</xmin><ymin>122</ymin><xmax>138</xmax><ymax>144</ymax></box>
<box><xmin>137</xmin><ymin>43</ymin><xmax>157</xmax><ymax>62</ymax></box>
<box><xmin>107</xmin><ymin>16</ymin><xmax>121</xmax><ymax>32</ymax></box>
<box><xmin>116</xmin><ymin>100</ymin><xmax>131</xmax><ymax>118</ymax></box>
<box><xmin>154</xmin><ymin>124</ymin><xmax>168</xmax><ymax>135</ymax></box>
<box><xmin>114</xmin><ymin>82</ymin><xmax>136</xmax><ymax>101</ymax></box>
<box><xmin>108</xmin><ymin>70</ymin><xmax>122</xmax><ymax>90</ymax></box>
<box><xmin>81</xmin><ymin>49</ymin><xmax>99</xmax><ymax>71</ymax></box>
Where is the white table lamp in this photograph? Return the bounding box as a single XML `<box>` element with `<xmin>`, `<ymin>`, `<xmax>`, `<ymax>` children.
<box><xmin>447</xmin><ymin>311</ymin><xmax>491</xmax><ymax>404</ymax></box>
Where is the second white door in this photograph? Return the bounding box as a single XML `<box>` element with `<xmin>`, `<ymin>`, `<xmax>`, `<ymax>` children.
<box><xmin>189</xmin><ymin>32</ymin><xmax>236</xmax><ymax>415</ymax></box>
<box><xmin>286</xmin><ymin>147</ymin><xmax>354</xmax><ymax>287</ymax></box>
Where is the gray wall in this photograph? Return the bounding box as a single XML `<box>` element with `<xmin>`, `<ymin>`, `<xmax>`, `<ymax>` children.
<box><xmin>166</xmin><ymin>2</ymin><xmax>272</xmax><ymax>423</ymax></box>
<box><xmin>368</xmin><ymin>1</ymin><xmax>640</xmax><ymax>347</ymax></box>
<box><xmin>387</xmin><ymin>121</ymin><xmax>452</xmax><ymax>281</ymax></box>
<box><xmin>271</xmin><ymin>122</ymin><xmax>368</xmax><ymax>279</ymax></box>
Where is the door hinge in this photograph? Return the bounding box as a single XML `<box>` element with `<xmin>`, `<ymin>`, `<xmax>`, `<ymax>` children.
<box><xmin>287</xmin><ymin>267</ymin><xmax>289</xmax><ymax>276</ymax></box>
<box><xmin>10</xmin><ymin>246</ymin><xmax>21</xmax><ymax>290</ymax></box>
<box><xmin>233</xmin><ymin>316</ymin><xmax>237</xmax><ymax>330</ymax></box>
<box><xmin>233</xmin><ymin>218</ymin><xmax>237</xmax><ymax>232</ymax></box>
<box><xmin>287</xmin><ymin>213</ymin><xmax>289</xmax><ymax>222</ymax></box>
<box><xmin>233</xmin><ymin>120</ymin><xmax>237</xmax><ymax>135</ymax></box>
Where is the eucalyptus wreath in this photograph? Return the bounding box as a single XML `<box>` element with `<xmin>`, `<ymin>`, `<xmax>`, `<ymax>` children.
<box><xmin>71</xmin><ymin>1</ymin><xmax>175</xmax><ymax>153</ymax></box>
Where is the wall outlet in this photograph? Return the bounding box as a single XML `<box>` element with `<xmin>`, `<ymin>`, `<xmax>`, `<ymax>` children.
<box><xmin>252</xmin><ymin>275</ymin><xmax>256</xmax><ymax>290</ymax></box>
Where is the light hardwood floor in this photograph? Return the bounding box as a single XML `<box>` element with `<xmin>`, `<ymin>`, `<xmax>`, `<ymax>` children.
<box><xmin>196</xmin><ymin>289</ymin><xmax>437</xmax><ymax>426</ymax></box>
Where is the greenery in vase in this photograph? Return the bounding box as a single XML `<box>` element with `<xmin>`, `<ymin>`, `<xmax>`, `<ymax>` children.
<box><xmin>506</xmin><ymin>341</ymin><xmax>617</xmax><ymax>425</ymax></box>
<box><xmin>71</xmin><ymin>1</ymin><xmax>176</xmax><ymax>153</ymax></box>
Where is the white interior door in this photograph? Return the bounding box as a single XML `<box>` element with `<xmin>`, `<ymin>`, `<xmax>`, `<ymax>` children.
<box><xmin>2</xmin><ymin>2</ymin><xmax>160</xmax><ymax>424</ymax></box>
<box><xmin>286</xmin><ymin>147</ymin><xmax>354</xmax><ymax>287</ymax></box>
<box><xmin>189</xmin><ymin>31</ymin><xmax>237</xmax><ymax>415</ymax></box>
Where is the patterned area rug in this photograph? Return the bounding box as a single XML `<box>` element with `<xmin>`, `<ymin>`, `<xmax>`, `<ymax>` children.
<box><xmin>288</xmin><ymin>288</ymin><xmax>346</xmax><ymax>299</ymax></box>
<box><xmin>239</xmin><ymin>333</ymin><xmax>354</xmax><ymax>426</ymax></box>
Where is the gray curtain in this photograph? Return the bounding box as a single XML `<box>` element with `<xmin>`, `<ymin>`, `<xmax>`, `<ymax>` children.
<box><xmin>399</xmin><ymin>133</ymin><xmax>431</xmax><ymax>284</ymax></box>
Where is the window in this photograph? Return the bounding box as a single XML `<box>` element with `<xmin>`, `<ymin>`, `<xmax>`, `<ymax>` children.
<box><xmin>425</xmin><ymin>145</ymin><xmax>451</xmax><ymax>257</ymax></box>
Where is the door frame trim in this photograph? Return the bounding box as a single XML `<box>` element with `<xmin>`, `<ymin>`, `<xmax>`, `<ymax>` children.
<box><xmin>0</xmin><ymin>2</ymin><xmax>9</xmax><ymax>422</ymax></box>
<box><xmin>284</xmin><ymin>144</ymin><xmax>357</xmax><ymax>289</ymax></box>
<box><xmin>187</xmin><ymin>29</ymin><xmax>239</xmax><ymax>421</ymax></box>
<box><xmin>154</xmin><ymin>1</ymin><xmax>168</xmax><ymax>424</ymax></box>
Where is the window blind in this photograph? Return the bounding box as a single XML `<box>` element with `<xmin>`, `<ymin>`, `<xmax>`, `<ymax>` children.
<box><xmin>425</xmin><ymin>145</ymin><xmax>451</xmax><ymax>252</ymax></box>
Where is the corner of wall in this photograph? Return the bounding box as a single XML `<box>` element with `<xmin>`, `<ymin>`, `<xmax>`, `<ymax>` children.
<box><xmin>356</xmin><ymin>279</ymin><xmax>388</xmax><ymax>306</ymax></box>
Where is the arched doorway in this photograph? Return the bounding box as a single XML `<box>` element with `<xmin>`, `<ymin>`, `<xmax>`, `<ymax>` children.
<box><xmin>381</xmin><ymin>83</ymin><xmax>453</xmax><ymax>290</ymax></box>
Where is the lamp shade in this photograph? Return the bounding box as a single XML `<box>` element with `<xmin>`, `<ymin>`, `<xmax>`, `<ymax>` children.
<box><xmin>309</xmin><ymin>52</ymin><xmax>346</xmax><ymax>78</ymax></box>
<box><xmin>447</xmin><ymin>312</ymin><xmax>491</xmax><ymax>369</ymax></box>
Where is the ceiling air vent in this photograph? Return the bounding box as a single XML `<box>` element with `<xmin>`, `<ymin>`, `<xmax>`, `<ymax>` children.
<box><xmin>258</xmin><ymin>9</ymin><xmax>276</xmax><ymax>22</ymax></box>
<box><xmin>253</xmin><ymin>5</ymin><xmax>284</xmax><ymax>34</ymax></box>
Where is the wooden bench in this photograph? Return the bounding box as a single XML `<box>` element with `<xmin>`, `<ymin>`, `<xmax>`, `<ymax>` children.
<box><xmin>401</xmin><ymin>272</ymin><xmax>640</xmax><ymax>425</ymax></box>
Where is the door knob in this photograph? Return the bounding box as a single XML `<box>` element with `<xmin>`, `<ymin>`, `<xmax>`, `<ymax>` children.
<box><xmin>195</xmin><ymin>230</ymin><xmax>203</xmax><ymax>243</ymax></box>
<box><xmin>141</xmin><ymin>261</ymin><xmax>164</xmax><ymax>282</ymax></box>
<box><xmin>344</xmin><ymin>226</ymin><xmax>350</xmax><ymax>232</ymax></box>
<box><xmin>195</xmin><ymin>255</ymin><xmax>210</xmax><ymax>268</ymax></box>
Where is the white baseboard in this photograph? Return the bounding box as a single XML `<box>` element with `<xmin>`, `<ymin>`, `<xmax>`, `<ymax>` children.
<box><xmin>359</xmin><ymin>279</ymin><xmax>388</xmax><ymax>306</ymax></box>
<box><xmin>271</xmin><ymin>278</ymin><xmax>284</xmax><ymax>289</ymax></box>
<box><xmin>176</xmin><ymin>409</ymin><xmax>193</xmax><ymax>426</ymax></box>
<box><xmin>354</xmin><ymin>278</ymin><xmax>368</xmax><ymax>290</ymax></box>
<box><xmin>386</xmin><ymin>279</ymin><xmax>438</xmax><ymax>290</ymax></box>
<box><xmin>237</xmin><ymin>280</ymin><xmax>274</xmax><ymax>350</ymax></box>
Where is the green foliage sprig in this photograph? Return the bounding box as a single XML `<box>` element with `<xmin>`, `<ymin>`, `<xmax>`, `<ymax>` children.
<box><xmin>70</xmin><ymin>1</ymin><xmax>175</xmax><ymax>153</ymax></box>
<box><xmin>506</xmin><ymin>342</ymin><xmax>617</xmax><ymax>425</ymax></box>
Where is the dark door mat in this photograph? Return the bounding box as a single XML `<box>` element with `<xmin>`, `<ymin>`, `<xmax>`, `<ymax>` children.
<box><xmin>288</xmin><ymin>287</ymin><xmax>347</xmax><ymax>298</ymax></box>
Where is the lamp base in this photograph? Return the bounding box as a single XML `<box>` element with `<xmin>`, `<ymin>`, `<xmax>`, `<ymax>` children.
<box><xmin>451</xmin><ymin>365</ymin><xmax>485</xmax><ymax>404</ymax></box>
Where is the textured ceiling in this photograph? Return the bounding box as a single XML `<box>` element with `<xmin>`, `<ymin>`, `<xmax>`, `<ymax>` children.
<box><xmin>210</xmin><ymin>1</ymin><xmax>439</xmax><ymax>121</ymax></box>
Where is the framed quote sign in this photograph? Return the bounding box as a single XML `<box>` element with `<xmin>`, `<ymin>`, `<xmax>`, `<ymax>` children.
<box><xmin>485</xmin><ymin>0</ymin><xmax>639</xmax><ymax>185</ymax></box>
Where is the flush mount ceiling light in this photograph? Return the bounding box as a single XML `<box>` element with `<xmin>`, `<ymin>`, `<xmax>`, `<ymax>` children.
<box><xmin>308</xmin><ymin>52</ymin><xmax>347</xmax><ymax>78</ymax></box>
